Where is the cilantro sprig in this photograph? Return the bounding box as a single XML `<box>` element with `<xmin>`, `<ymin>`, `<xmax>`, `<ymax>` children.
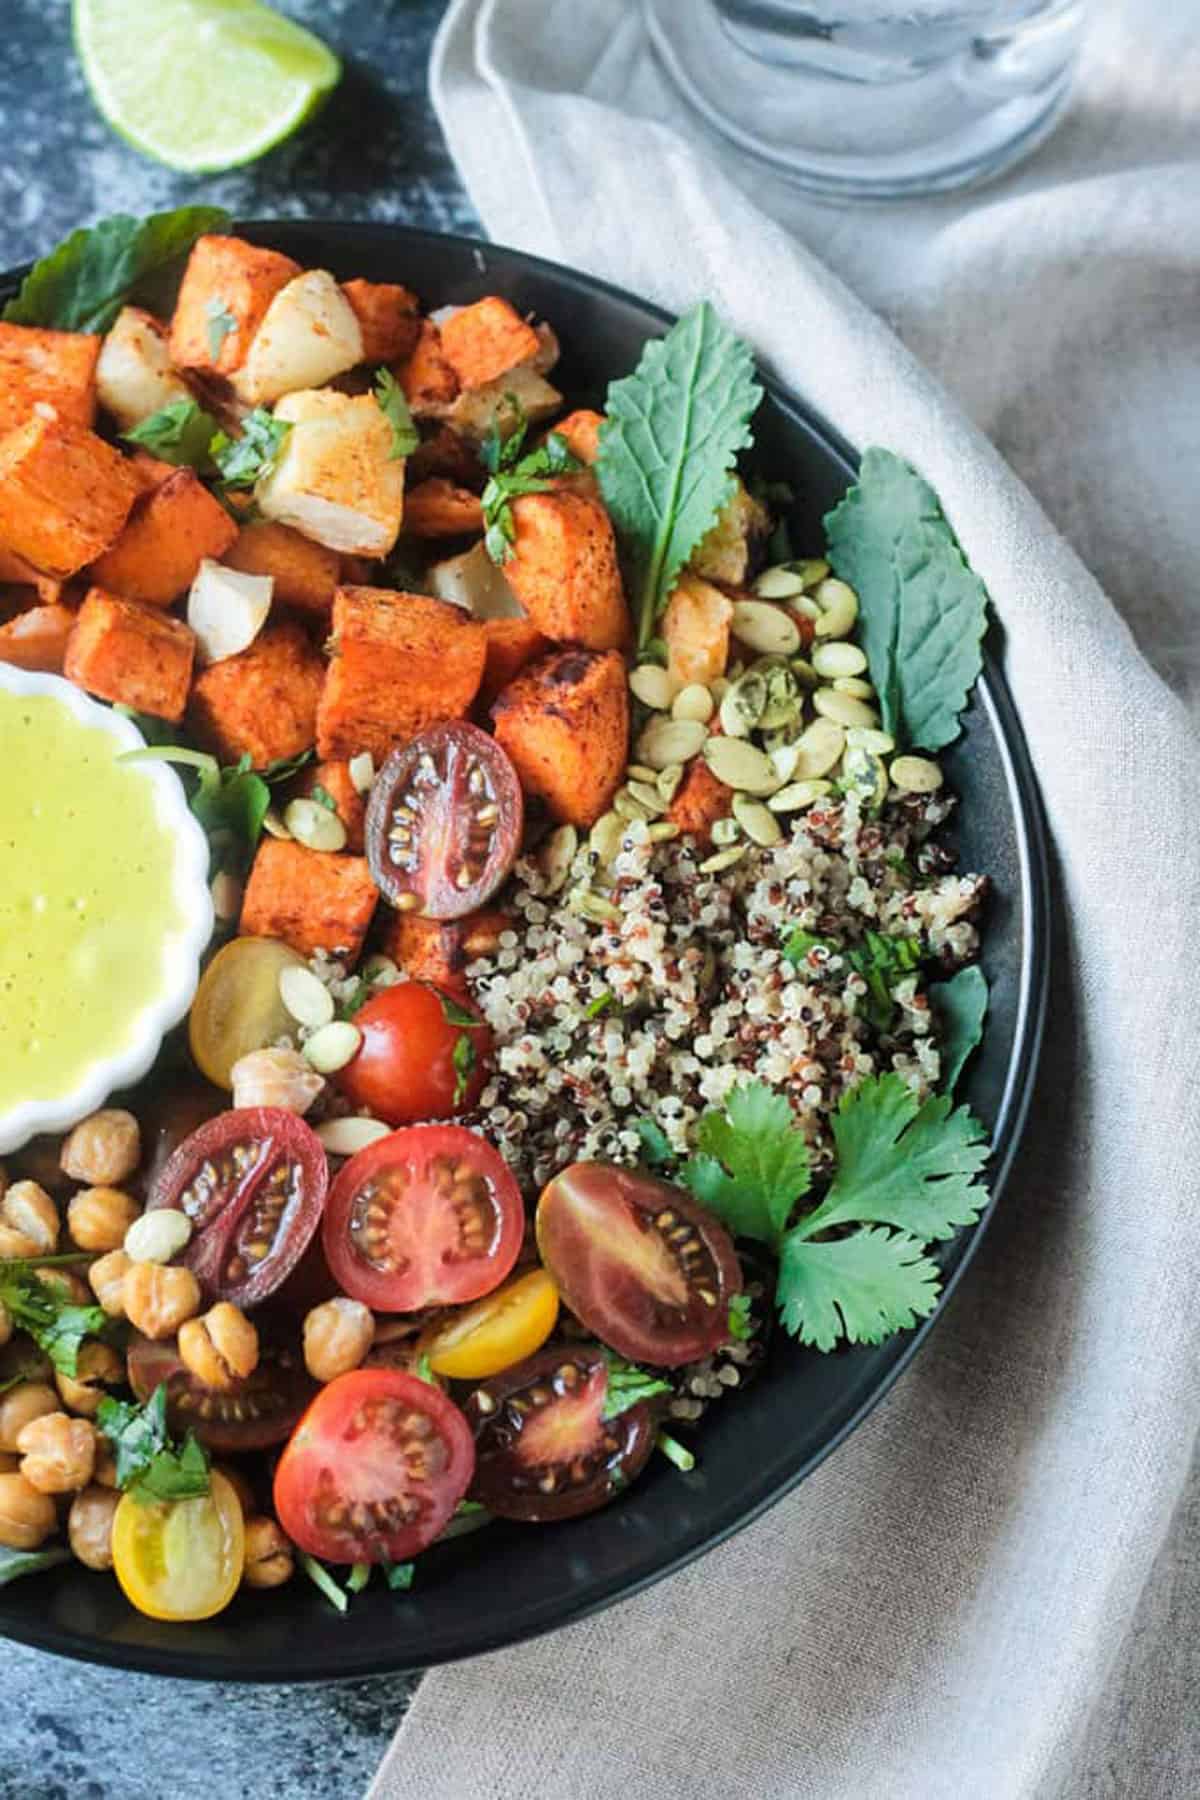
<box><xmin>479</xmin><ymin>401</ymin><xmax>582</xmax><ymax>564</ymax></box>
<box><xmin>96</xmin><ymin>1385</ymin><xmax>211</xmax><ymax>1505</ymax></box>
<box><xmin>373</xmin><ymin>367</ymin><xmax>420</xmax><ymax>460</ymax></box>
<box><xmin>680</xmin><ymin>1076</ymin><xmax>989</xmax><ymax>1352</ymax></box>
<box><xmin>210</xmin><ymin>407</ymin><xmax>291</xmax><ymax>488</ymax></box>
<box><xmin>784</xmin><ymin>927</ymin><xmax>924</xmax><ymax>1034</ymax></box>
<box><xmin>0</xmin><ymin>1266</ymin><xmax>109</xmax><ymax>1377</ymax></box>
<box><xmin>599</xmin><ymin>1350</ymin><xmax>671</xmax><ymax>1420</ymax></box>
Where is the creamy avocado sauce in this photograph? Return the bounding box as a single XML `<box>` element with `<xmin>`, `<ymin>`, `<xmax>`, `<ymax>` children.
<box><xmin>0</xmin><ymin>691</ymin><xmax>188</xmax><ymax>1110</ymax></box>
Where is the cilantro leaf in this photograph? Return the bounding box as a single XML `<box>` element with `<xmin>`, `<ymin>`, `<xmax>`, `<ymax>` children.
<box><xmin>823</xmin><ymin>449</ymin><xmax>988</xmax><ymax>751</ymax></box>
<box><xmin>211</xmin><ymin>408</ymin><xmax>291</xmax><ymax>488</ymax></box>
<box><xmin>205</xmin><ymin>297</ymin><xmax>237</xmax><ymax>361</ymax></box>
<box><xmin>847</xmin><ymin>931</ymin><xmax>923</xmax><ymax>1033</ymax></box>
<box><xmin>480</xmin><ymin>423</ymin><xmax>583</xmax><ymax>565</ymax></box>
<box><xmin>431</xmin><ymin>989</ymin><xmax>480</xmax><ymax>1028</ymax></box>
<box><xmin>310</xmin><ymin>783</ymin><xmax>337</xmax><ymax>813</ymax></box>
<box><xmin>373</xmin><ymin>367</ymin><xmax>420</xmax><ymax>460</ymax></box>
<box><xmin>929</xmin><ymin>964</ymin><xmax>989</xmax><ymax>1094</ymax></box>
<box><xmin>2</xmin><ymin>205</ymin><xmax>229</xmax><ymax>333</ymax></box>
<box><xmin>452</xmin><ymin>1033</ymin><xmax>476</xmax><ymax>1108</ymax></box>
<box><xmin>0</xmin><ymin>1268</ymin><xmax>108</xmax><ymax>1376</ymax></box>
<box><xmin>727</xmin><ymin>1293</ymin><xmax>753</xmax><ymax>1341</ymax></box>
<box><xmin>777</xmin><ymin>1228</ymin><xmax>941</xmax><ymax>1351</ymax></box>
<box><xmin>0</xmin><ymin>1545</ymin><xmax>72</xmax><ymax>1587</ymax></box>
<box><xmin>383</xmin><ymin>1559</ymin><xmax>415</xmax><ymax>1591</ymax></box>
<box><xmin>682</xmin><ymin>1081</ymin><xmax>811</xmax><ymax>1243</ymax></box>
<box><xmin>596</xmin><ymin>301</ymin><xmax>761</xmax><ymax>649</ymax></box>
<box><xmin>599</xmin><ymin>1350</ymin><xmax>671</xmax><ymax>1420</ymax></box>
<box><xmin>123</xmin><ymin>399</ymin><xmax>220</xmax><ymax>470</ymax></box>
<box><xmin>634</xmin><ymin>1117</ymin><xmax>674</xmax><ymax>1169</ymax></box>
<box><xmin>96</xmin><ymin>1384</ymin><xmax>211</xmax><ymax>1505</ymax></box>
<box><xmin>794</xmin><ymin>1074</ymin><xmax>989</xmax><ymax>1245</ymax></box>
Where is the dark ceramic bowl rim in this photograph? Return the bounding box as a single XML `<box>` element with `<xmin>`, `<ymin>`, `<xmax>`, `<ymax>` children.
<box><xmin>0</xmin><ymin>222</ymin><xmax>1051</xmax><ymax>1681</ymax></box>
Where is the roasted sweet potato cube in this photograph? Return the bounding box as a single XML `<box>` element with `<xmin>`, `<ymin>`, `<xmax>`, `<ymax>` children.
<box><xmin>317</xmin><ymin>586</ymin><xmax>486</xmax><ymax>762</ymax></box>
<box><xmin>491</xmin><ymin>648</ymin><xmax>628</xmax><ymax>828</ymax></box>
<box><xmin>0</xmin><ymin>547</ymin><xmax>64</xmax><ymax>606</ymax></box>
<box><xmin>0</xmin><ymin>603</ymin><xmax>77</xmax><ymax>673</ymax></box>
<box><xmin>552</xmin><ymin>409</ymin><xmax>604</xmax><ymax>466</ymax></box>
<box><xmin>90</xmin><ymin>468</ymin><xmax>238</xmax><ymax>606</ymax></box>
<box><xmin>403</xmin><ymin>479</ymin><xmax>484</xmax><ymax>538</ymax></box>
<box><xmin>439</xmin><ymin>298</ymin><xmax>540</xmax><ymax>390</ymax></box>
<box><xmin>663</xmin><ymin>575</ymin><xmax>734</xmax><ymax>688</ymax></box>
<box><xmin>222</xmin><ymin>521</ymin><xmax>341</xmax><ymax>616</ymax></box>
<box><xmin>188</xmin><ymin>619</ymin><xmax>325</xmax><ymax>766</ymax></box>
<box><xmin>394</xmin><ymin>320</ymin><xmax>459</xmax><ymax>415</ymax></box>
<box><xmin>377</xmin><ymin>906</ymin><xmax>510</xmax><ymax>997</ymax></box>
<box><xmin>0</xmin><ymin>322</ymin><xmax>100</xmax><ymax>435</ymax></box>
<box><xmin>240</xmin><ymin>838</ymin><xmax>378</xmax><ymax>963</ymax></box>
<box><xmin>342</xmin><ymin>279</ymin><xmax>421</xmax><ymax>364</ymax></box>
<box><xmin>169</xmin><ymin>234</ymin><xmax>301</xmax><ymax>375</ymax></box>
<box><xmin>477</xmin><ymin>617</ymin><xmax>548</xmax><ymax>711</ymax></box>
<box><xmin>297</xmin><ymin>759</ymin><xmax>367</xmax><ymax>853</ymax></box>
<box><xmin>0</xmin><ymin>414</ymin><xmax>141</xmax><ymax>578</ymax></box>
<box><xmin>665</xmin><ymin>758</ymin><xmax>733</xmax><ymax>849</ymax></box>
<box><xmin>64</xmin><ymin>588</ymin><xmax>195</xmax><ymax>720</ymax></box>
<box><xmin>505</xmin><ymin>488</ymin><xmax>629</xmax><ymax>651</ymax></box>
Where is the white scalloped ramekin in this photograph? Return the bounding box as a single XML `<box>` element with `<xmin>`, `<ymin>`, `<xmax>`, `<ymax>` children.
<box><xmin>0</xmin><ymin>666</ymin><xmax>214</xmax><ymax>1155</ymax></box>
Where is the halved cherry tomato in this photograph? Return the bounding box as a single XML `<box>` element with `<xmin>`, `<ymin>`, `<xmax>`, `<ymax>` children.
<box><xmin>127</xmin><ymin>1329</ymin><xmax>316</xmax><ymax>1453</ymax></box>
<box><xmin>419</xmin><ymin>1268</ymin><xmax>559</xmax><ymax>1380</ymax></box>
<box><xmin>336</xmin><ymin>981</ymin><xmax>491</xmax><ymax>1126</ymax></box>
<box><xmin>274</xmin><ymin>1368</ymin><xmax>475</xmax><ymax>1563</ymax></box>
<box><xmin>147</xmin><ymin>1109</ymin><xmax>327</xmax><ymax>1308</ymax></box>
<box><xmin>323</xmin><ymin>1124</ymin><xmax>523</xmax><ymax>1312</ymax></box>
<box><xmin>188</xmin><ymin>937</ymin><xmax>307</xmax><ymax>1090</ymax></box>
<box><xmin>364</xmin><ymin>721</ymin><xmax>523</xmax><ymax>920</ymax></box>
<box><xmin>465</xmin><ymin>1346</ymin><xmax>658</xmax><ymax>1522</ymax></box>
<box><xmin>112</xmin><ymin>1470</ymin><xmax>244</xmax><ymax>1621</ymax></box>
<box><xmin>536</xmin><ymin>1164</ymin><xmax>741</xmax><ymax>1367</ymax></box>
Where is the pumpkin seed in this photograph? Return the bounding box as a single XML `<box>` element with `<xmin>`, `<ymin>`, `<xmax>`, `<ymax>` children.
<box><xmin>792</xmin><ymin>717</ymin><xmax>846</xmax><ymax>779</ymax></box>
<box><xmin>645</xmin><ymin>821</ymin><xmax>681</xmax><ymax>844</ymax></box>
<box><xmin>889</xmin><ymin>754</ymin><xmax>944</xmax><ymax>793</ymax></box>
<box><xmin>719</xmin><ymin>670</ymin><xmax>767</xmax><ymax>738</ymax></box>
<box><xmin>284</xmin><ymin>797</ymin><xmax>347</xmax><ymax>853</ymax></box>
<box><xmin>833</xmin><ymin>676</ymin><xmax>876</xmax><ymax>700</ymax></box>
<box><xmin>656</xmin><ymin>763</ymin><xmax>684</xmax><ymax>804</ymax></box>
<box><xmin>317</xmin><ymin>1117</ymin><xmax>392</xmax><ymax>1156</ymax></box>
<box><xmin>812</xmin><ymin>578</ymin><xmax>859</xmax><ymax>640</ymax></box>
<box><xmin>730</xmin><ymin>599</ymin><xmax>801</xmax><ymax>657</ymax></box>
<box><xmin>758</xmin><ymin>661</ymin><xmax>802</xmax><ymax>730</ymax></box>
<box><xmin>787</xmin><ymin>593</ymin><xmax>823</xmax><ymax>623</ymax></box>
<box><xmin>753</xmin><ymin>565</ymin><xmax>807</xmax><ymax>600</ymax></box>
<box><xmin>279</xmin><ymin>965</ymin><xmax>335</xmax><ymax>1030</ymax></box>
<box><xmin>588</xmin><ymin>810</ymin><xmax>624</xmax><ymax>863</ymax></box>
<box><xmin>847</xmin><ymin>725</ymin><xmax>896</xmax><ymax>755</ymax></box>
<box><xmin>767</xmin><ymin>778</ymin><xmax>835</xmax><ymax>812</ymax></box>
<box><xmin>702</xmin><ymin>736</ymin><xmax>780</xmax><ymax>795</ymax></box>
<box><xmin>699</xmin><ymin>846</ymin><xmax>746</xmax><ymax>874</ymax></box>
<box><xmin>768</xmin><ymin>741</ymin><xmax>802</xmax><ymax>783</ymax></box>
<box><xmin>732</xmin><ymin>793</ymin><xmax>782</xmax><ymax>846</ymax></box>
<box><xmin>813</xmin><ymin>687</ymin><xmax>879</xmax><ymax>729</ymax></box>
<box><xmin>209</xmin><ymin>870</ymin><xmax>242</xmax><ymax>923</ymax></box>
<box><xmin>348</xmin><ymin>751</ymin><xmax>376</xmax><ymax>794</ymax></box>
<box><xmin>635</xmin><ymin>715</ymin><xmax>708</xmax><ymax>770</ymax></box>
<box><xmin>811</xmin><ymin>641</ymin><xmax>867</xmax><ymax>679</ymax></box>
<box><xmin>627</xmin><ymin>763</ymin><xmax>659</xmax><ymax>784</ymax></box>
<box><xmin>671</xmin><ymin>683</ymin><xmax>715</xmax><ymax>724</ymax></box>
<box><xmin>791</xmin><ymin>657</ymin><xmax>819</xmax><ymax>689</ymax></box>
<box><xmin>539</xmin><ymin>823</ymin><xmax>578</xmax><ymax>893</ymax></box>
<box><xmin>627</xmin><ymin>779</ymin><xmax>667</xmax><ymax>817</ymax></box>
<box><xmin>614</xmin><ymin>789</ymin><xmax>653</xmax><ymax>823</ymax></box>
<box><xmin>262</xmin><ymin>806</ymin><xmax>292</xmax><ymax>840</ymax></box>
<box><xmin>629</xmin><ymin>663</ymin><xmax>679</xmax><ymax>710</ymax></box>
<box><xmin>793</xmin><ymin>557</ymin><xmax>829</xmax><ymax>589</ymax></box>
<box><xmin>711</xmin><ymin>816</ymin><xmax>741</xmax><ymax>847</ymax></box>
<box><xmin>841</xmin><ymin>744</ymin><xmax>888</xmax><ymax>811</ymax></box>
<box><xmin>304</xmin><ymin>1021</ymin><xmax>363</xmax><ymax>1075</ymax></box>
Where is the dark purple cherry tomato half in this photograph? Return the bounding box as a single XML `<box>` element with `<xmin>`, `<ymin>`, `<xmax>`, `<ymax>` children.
<box><xmin>364</xmin><ymin>721</ymin><xmax>523</xmax><ymax>920</ymax></box>
<box><xmin>464</xmin><ymin>1345</ymin><xmax>658</xmax><ymax>1522</ymax></box>
<box><xmin>147</xmin><ymin>1108</ymin><xmax>327</xmax><ymax>1308</ymax></box>
<box><xmin>127</xmin><ymin>1329</ymin><xmax>316</xmax><ymax>1453</ymax></box>
<box><xmin>536</xmin><ymin>1164</ymin><xmax>741</xmax><ymax>1367</ymax></box>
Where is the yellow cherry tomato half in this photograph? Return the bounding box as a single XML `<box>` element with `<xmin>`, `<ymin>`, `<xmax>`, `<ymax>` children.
<box><xmin>189</xmin><ymin>936</ymin><xmax>307</xmax><ymax>1090</ymax></box>
<box><xmin>112</xmin><ymin>1471</ymin><xmax>245</xmax><ymax>1622</ymax></box>
<box><xmin>421</xmin><ymin>1268</ymin><xmax>560</xmax><ymax>1380</ymax></box>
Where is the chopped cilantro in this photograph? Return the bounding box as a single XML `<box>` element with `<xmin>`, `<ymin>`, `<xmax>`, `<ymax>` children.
<box><xmin>210</xmin><ymin>407</ymin><xmax>290</xmax><ymax>488</ymax></box>
<box><xmin>346</xmin><ymin>1561</ymin><xmax>372</xmax><ymax>1595</ymax></box>
<box><xmin>310</xmin><ymin>782</ymin><xmax>337</xmax><ymax>813</ymax></box>
<box><xmin>452</xmin><ymin>1032</ymin><xmax>477</xmax><ymax>1108</ymax></box>
<box><xmin>298</xmin><ymin>1553</ymin><xmax>348</xmax><ymax>1613</ymax></box>
<box><xmin>479</xmin><ymin>400</ymin><xmax>582</xmax><ymax>564</ymax></box>
<box><xmin>373</xmin><ymin>367</ymin><xmax>420</xmax><ymax>459</ymax></box>
<box><xmin>633</xmin><ymin>1117</ymin><xmax>674</xmax><ymax>1169</ymax></box>
<box><xmin>431</xmin><ymin>988</ymin><xmax>480</xmax><ymax>1028</ymax></box>
<box><xmin>656</xmin><ymin>1431</ymin><xmax>695</xmax><ymax>1472</ymax></box>
<box><xmin>383</xmin><ymin>1560</ymin><xmax>415</xmax><ymax>1591</ymax></box>
<box><xmin>123</xmin><ymin>398</ymin><xmax>219</xmax><ymax>470</ymax></box>
<box><xmin>727</xmin><ymin>1293</ymin><xmax>753</xmax><ymax>1342</ymax></box>
<box><xmin>599</xmin><ymin>1350</ymin><xmax>671</xmax><ymax>1420</ymax></box>
<box><xmin>584</xmin><ymin>991</ymin><xmax>617</xmax><ymax>1019</ymax></box>
<box><xmin>783</xmin><ymin>927</ymin><xmax>924</xmax><ymax>1033</ymax></box>
<box><xmin>0</xmin><ymin>1266</ymin><xmax>109</xmax><ymax>1377</ymax></box>
<box><xmin>96</xmin><ymin>1385</ymin><xmax>211</xmax><ymax>1505</ymax></box>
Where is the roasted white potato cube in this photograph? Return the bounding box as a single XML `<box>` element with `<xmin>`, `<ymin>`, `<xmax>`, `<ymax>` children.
<box><xmin>187</xmin><ymin>557</ymin><xmax>273</xmax><ymax>664</ymax></box>
<box><xmin>256</xmin><ymin>389</ymin><xmax>404</xmax><ymax>557</ymax></box>
<box><xmin>444</xmin><ymin>363</ymin><xmax>562</xmax><ymax>442</ymax></box>
<box><xmin>232</xmin><ymin>271</ymin><xmax>365</xmax><ymax>408</ymax></box>
<box><xmin>427</xmin><ymin>541</ymin><xmax>523</xmax><ymax>620</ymax></box>
<box><xmin>95</xmin><ymin>306</ymin><xmax>192</xmax><ymax>431</ymax></box>
<box><xmin>689</xmin><ymin>478</ymin><xmax>770</xmax><ymax>586</ymax></box>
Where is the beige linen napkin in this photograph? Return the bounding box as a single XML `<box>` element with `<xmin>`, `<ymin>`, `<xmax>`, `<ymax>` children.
<box><xmin>371</xmin><ymin>4</ymin><xmax>1200</xmax><ymax>1795</ymax></box>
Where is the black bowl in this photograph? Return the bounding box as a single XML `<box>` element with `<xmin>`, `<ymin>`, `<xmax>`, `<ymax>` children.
<box><xmin>0</xmin><ymin>222</ymin><xmax>1050</xmax><ymax>1680</ymax></box>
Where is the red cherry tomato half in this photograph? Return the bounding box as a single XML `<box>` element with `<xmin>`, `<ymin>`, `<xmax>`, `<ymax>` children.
<box><xmin>336</xmin><ymin>982</ymin><xmax>492</xmax><ymax>1128</ymax></box>
<box><xmin>323</xmin><ymin>1124</ymin><xmax>524</xmax><ymax>1313</ymax></box>
<box><xmin>464</xmin><ymin>1345</ymin><xmax>658</xmax><ymax>1522</ymax></box>
<box><xmin>365</xmin><ymin>721</ymin><xmax>523</xmax><ymax>920</ymax></box>
<box><xmin>536</xmin><ymin>1164</ymin><xmax>741</xmax><ymax>1367</ymax></box>
<box><xmin>274</xmin><ymin>1368</ymin><xmax>475</xmax><ymax>1563</ymax></box>
<box><xmin>127</xmin><ymin>1329</ymin><xmax>315</xmax><ymax>1453</ymax></box>
<box><xmin>147</xmin><ymin>1108</ymin><xmax>327</xmax><ymax>1308</ymax></box>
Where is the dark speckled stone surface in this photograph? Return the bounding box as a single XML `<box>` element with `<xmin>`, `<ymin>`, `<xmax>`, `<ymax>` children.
<box><xmin>0</xmin><ymin>3</ymin><xmax>473</xmax><ymax>1794</ymax></box>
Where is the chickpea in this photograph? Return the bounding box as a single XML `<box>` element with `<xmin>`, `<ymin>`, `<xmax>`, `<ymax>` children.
<box><xmin>88</xmin><ymin>1249</ymin><xmax>132</xmax><ymax>1318</ymax></box>
<box><xmin>35</xmin><ymin>1267</ymin><xmax>91</xmax><ymax>1306</ymax></box>
<box><xmin>68</xmin><ymin>1185</ymin><xmax>140</xmax><ymax>1254</ymax></box>
<box><xmin>123</xmin><ymin>1261</ymin><xmax>201</xmax><ymax>1340</ymax></box>
<box><xmin>0</xmin><ymin>1382</ymin><xmax>59</xmax><ymax>1453</ymax></box>
<box><xmin>68</xmin><ymin>1484</ymin><xmax>120</xmax><ymax>1571</ymax></box>
<box><xmin>242</xmin><ymin>1516</ymin><xmax>294</xmax><ymax>1589</ymax></box>
<box><xmin>60</xmin><ymin>1109</ymin><xmax>141</xmax><ymax>1187</ymax></box>
<box><xmin>17</xmin><ymin>1412</ymin><xmax>96</xmax><ymax>1494</ymax></box>
<box><xmin>178</xmin><ymin>1303</ymin><xmax>258</xmax><ymax>1389</ymax></box>
<box><xmin>0</xmin><ymin>1226</ymin><xmax>40</xmax><ymax>1260</ymax></box>
<box><xmin>231</xmin><ymin>1046</ymin><xmax>325</xmax><ymax>1115</ymax></box>
<box><xmin>0</xmin><ymin>1471</ymin><xmax>57</xmax><ymax>1549</ymax></box>
<box><xmin>0</xmin><ymin>1180</ymin><xmax>59</xmax><ymax>1254</ymax></box>
<box><xmin>303</xmin><ymin>1298</ymin><xmax>375</xmax><ymax>1383</ymax></box>
<box><xmin>55</xmin><ymin>1341</ymin><xmax>124</xmax><ymax>1418</ymax></box>
<box><xmin>214</xmin><ymin>1462</ymin><xmax>255</xmax><ymax>1518</ymax></box>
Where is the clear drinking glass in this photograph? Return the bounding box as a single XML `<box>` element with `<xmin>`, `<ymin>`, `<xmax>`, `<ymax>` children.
<box><xmin>643</xmin><ymin>0</ymin><xmax>1089</xmax><ymax>199</ymax></box>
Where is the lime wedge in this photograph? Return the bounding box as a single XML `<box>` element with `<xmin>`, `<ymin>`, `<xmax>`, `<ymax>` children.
<box><xmin>73</xmin><ymin>0</ymin><xmax>341</xmax><ymax>174</ymax></box>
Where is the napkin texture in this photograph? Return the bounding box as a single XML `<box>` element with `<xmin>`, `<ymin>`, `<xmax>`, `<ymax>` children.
<box><xmin>371</xmin><ymin>3</ymin><xmax>1200</xmax><ymax>1795</ymax></box>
